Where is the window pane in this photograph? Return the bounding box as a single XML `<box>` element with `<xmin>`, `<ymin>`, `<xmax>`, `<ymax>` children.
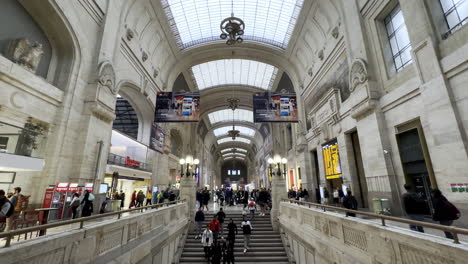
<box><xmin>440</xmin><ymin>0</ymin><xmax>455</xmax><ymax>12</ymax></box>
<box><xmin>392</xmin><ymin>11</ymin><xmax>405</xmax><ymax>29</ymax></box>
<box><xmin>446</xmin><ymin>10</ymin><xmax>460</xmax><ymax>28</ymax></box>
<box><xmin>389</xmin><ymin>36</ymin><xmax>400</xmax><ymax>55</ymax></box>
<box><xmin>386</xmin><ymin>21</ymin><xmax>394</xmax><ymax>36</ymax></box>
<box><xmin>400</xmin><ymin>47</ymin><xmax>413</xmax><ymax>66</ymax></box>
<box><xmin>395</xmin><ymin>26</ymin><xmax>411</xmax><ymax>48</ymax></box>
<box><xmin>395</xmin><ymin>55</ymin><xmax>403</xmax><ymax>72</ymax></box>
<box><xmin>458</xmin><ymin>1</ymin><xmax>468</xmax><ymax>21</ymax></box>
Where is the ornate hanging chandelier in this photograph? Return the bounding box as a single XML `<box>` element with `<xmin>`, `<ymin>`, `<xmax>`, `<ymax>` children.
<box><xmin>220</xmin><ymin>1</ymin><xmax>245</xmax><ymax>45</ymax></box>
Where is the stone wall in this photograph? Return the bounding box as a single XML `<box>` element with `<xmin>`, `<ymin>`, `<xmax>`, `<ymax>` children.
<box><xmin>0</xmin><ymin>203</ymin><xmax>188</xmax><ymax>264</ymax></box>
<box><xmin>279</xmin><ymin>202</ymin><xmax>468</xmax><ymax>264</ymax></box>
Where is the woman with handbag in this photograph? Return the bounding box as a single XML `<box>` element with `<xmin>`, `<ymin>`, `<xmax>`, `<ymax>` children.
<box><xmin>70</xmin><ymin>193</ymin><xmax>80</xmax><ymax>219</ymax></box>
<box><xmin>432</xmin><ymin>189</ymin><xmax>461</xmax><ymax>239</ymax></box>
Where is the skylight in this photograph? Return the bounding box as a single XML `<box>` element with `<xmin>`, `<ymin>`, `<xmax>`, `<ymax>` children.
<box><xmin>221</xmin><ymin>148</ymin><xmax>248</xmax><ymax>153</ymax></box>
<box><xmin>213</xmin><ymin>126</ymin><xmax>256</xmax><ymax>138</ymax></box>
<box><xmin>218</xmin><ymin>137</ymin><xmax>251</xmax><ymax>145</ymax></box>
<box><xmin>223</xmin><ymin>153</ymin><xmax>247</xmax><ymax>158</ymax></box>
<box><xmin>160</xmin><ymin>0</ymin><xmax>304</xmax><ymax>50</ymax></box>
<box><xmin>192</xmin><ymin>59</ymin><xmax>278</xmax><ymax>90</ymax></box>
<box><xmin>208</xmin><ymin>109</ymin><xmax>253</xmax><ymax>125</ymax></box>
<box><xmin>224</xmin><ymin>157</ymin><xmax>245</xmax><ymax>161</ymax></box>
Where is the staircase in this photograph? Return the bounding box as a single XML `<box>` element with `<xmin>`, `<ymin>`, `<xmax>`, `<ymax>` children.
<box><xmin>179</xmin><ymin>211</ymin><xmax>289</xmax><ymax>263</ymax></box>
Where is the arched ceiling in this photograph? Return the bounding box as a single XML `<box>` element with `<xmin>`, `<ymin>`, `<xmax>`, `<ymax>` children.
<box><xmin>160</xmin><ymin>0</ymin><xmax>305</xmax><ymax>50</ymax></box>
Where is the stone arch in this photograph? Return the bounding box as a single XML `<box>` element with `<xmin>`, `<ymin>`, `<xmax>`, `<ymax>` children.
<box><xmin>116</xmin><ymin>81</ymin><xmax>154</xmax><ymax>144</ymax></box>
<box><xmin>12</xmin><ymin>0</ymin><xmax>80</xmax><ymax>90</ymax></box>
<box><xmin>170</xmin><ymin>129</ymin><xmax>183</xmax><ymax>158</ymax></box>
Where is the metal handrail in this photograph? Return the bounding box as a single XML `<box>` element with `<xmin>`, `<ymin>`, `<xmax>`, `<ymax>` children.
<box><xmin>281</xmin><ymin>199</ymin><xmax>468</xmax><ymax>244</ymax></box>
<box><xmin>0</xmin><ymin>199</ymin><xmax>186</xmax><ymax>247</ymax></box>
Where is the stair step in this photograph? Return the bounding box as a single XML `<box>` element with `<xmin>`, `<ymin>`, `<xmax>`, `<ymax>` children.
<box><xmin>180</xmin><ymin>256</ymin><xmax>289</xmax><ymax>262</ymax></box>
<box><xmin>182</xmin><ymin>246</ymin><xmax>286</xmax><ymax>252</ymax></box>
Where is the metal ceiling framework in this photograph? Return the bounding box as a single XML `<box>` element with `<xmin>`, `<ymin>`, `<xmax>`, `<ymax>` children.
<box><xmin>112</xmin><ymin>97</ymin><xmax>139</xmax><ymax>140</ymax></box>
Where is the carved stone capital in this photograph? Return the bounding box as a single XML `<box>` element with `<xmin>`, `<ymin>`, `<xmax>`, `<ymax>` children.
<box><xmin>86</xmin><ymin>101</ymin><xmax>116</xmax><ymax>123</ymax></box>
<box><xmin>349</xmin><ymin>58</ymin><xmax>368</xmax><ymax>92</ymax></box>
<box><xmin>351</xmin><ymin>99</ymin><xmax>377</xmax><ymax>120</ymax></box>
<box><xmin>98</xmin><ymin>61</ymin><xmax>116</xmax><ymax>94</ymax></box>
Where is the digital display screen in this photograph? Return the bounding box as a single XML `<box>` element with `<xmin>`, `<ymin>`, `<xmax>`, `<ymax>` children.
<box><xmin>155</xmin><ymin>92</ymin><xmax>200</xmax><ymax>122</ymax></box>
<box><xmin>253</xmin><ymin>92</ymin><xmax>298</xmax><ymax>122</ymax></box>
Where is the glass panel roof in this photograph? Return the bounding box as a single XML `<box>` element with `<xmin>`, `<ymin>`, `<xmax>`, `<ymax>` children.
<box><xmin>224</xmin><ymin>157</ymin><xmax>245</xmax><ymax>160</ymax></box>
<box><xmin>208</xmin><ymin>109</ymin><xmax>253</xmax><ymax>125</ymax></box>
<box><xmin>213</xmin><ymin>126</ymin><xmax>255</xmax><ymax>137</ymax></box>
<box><xmin>218</xmin><ymin>137</ymin><xmax>251</xmax><ymax>145</ymax></box>
<box><xmin>222</xmin><ymin>153</ymin><xmax>247</xmax><ymax>157</ymax></box>
<box><xmin>160</xmin><ymin>0</ymin><xmax>304</xmax><ymax>50</ymax></box>
<box><xmin>192</xmin><ymin>59</ymin><xmax>278</xmax><ymax>90</ymax></box>
<box><xmin>221</xmin><ymin>148</ymin><xmax>248</xmax><ymax>153</ymax></box>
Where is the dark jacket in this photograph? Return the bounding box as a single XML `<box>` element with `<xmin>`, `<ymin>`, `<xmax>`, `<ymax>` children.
<box><xmin>216</xmin><ymin>211</ymin><xmax>226</xmax><ymax>223</ymax></box>
<box><xmin>402</xmin><ymin>192</ymin><xmax>427</xmax><ymax>215</ymax></box>
<box><xmin>432</xmin><ymin>196</ymin><xmax>460</xmax><ymax>221</ymax></box>
<box><xmin>195</xmin><ymin>211</ymin><xmax>205</xmax><ymax>222</ymax></box>
<box><xmin>343</xmin><ymin>195</ymin><xmax>358</xmax><ymax>210</ymax></box>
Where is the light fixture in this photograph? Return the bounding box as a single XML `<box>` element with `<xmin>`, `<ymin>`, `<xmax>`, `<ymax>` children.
<box><xmin>179</xmin><ymin>159</ymin><xmax>185</xmax><ymax>165</ymax></box>
<box><xmin>281</xmin><ymin>158</ymin><xmax>288</xmax><ymax>164</ymax></box>
<box><xmin>194</xmin><ymin>159</ymin><xmax>200</xmax><ymax>165</ymax></box>
<box><xmin>220</xmin><ymin>0</ymin><xmax>245</xmax><ymax>46</ymax></box>
<box><xmin>267</xmin><ymin>158</ymin><xmax>274</xmax><ymax>164</ymax></box>
<box><xmin>274</xmin><ymin>155</ymin><xmax>281</xmax><ymax>164</ymax></box>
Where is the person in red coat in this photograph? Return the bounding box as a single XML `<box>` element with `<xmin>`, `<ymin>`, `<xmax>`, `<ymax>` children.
<box><xmin>129</xmin><ymin>191</ymin><xmax>137</xmax><ymax>208</ymax></box>
<box><xmin>209</xmin><ymin>215</ymin><xmax>221</xmax><ymax>244</ymax></box>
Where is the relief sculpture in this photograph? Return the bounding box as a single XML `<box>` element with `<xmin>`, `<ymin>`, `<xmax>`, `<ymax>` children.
<box><xmin>7</xmin><ymin>39</ymin><xmax>44</xmax><ymax>73</ymax></box>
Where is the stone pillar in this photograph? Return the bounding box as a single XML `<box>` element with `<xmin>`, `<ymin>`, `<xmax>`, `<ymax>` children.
<box><xmin>179</xmin><ymin>176</ymin><xmax>196</xmax><ymax>219</ymax></box>
<box><xmin>271</xmin><ymin>172</ymin><xmax>287</xmax><ymax>231</ymax></box>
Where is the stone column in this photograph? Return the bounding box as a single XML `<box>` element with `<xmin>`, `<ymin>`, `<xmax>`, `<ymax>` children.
<box><xmin>179</xmin><ymin>176</ymin><xmax>196</xmax><ymax>219</ymax></box>
<box><xmin>271</xmin><ymin>172</ymin><xmax>287</xmax><ymax>231</ymax></box>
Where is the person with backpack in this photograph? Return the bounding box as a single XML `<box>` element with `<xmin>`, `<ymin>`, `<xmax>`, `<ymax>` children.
<box><xmin>209</xmin><ymin>215</ymin><xmax>221</xmax><ymax>244</ymax></box>
<box><xmin>342</xmin><ymin>189</ymin><xmax>358</xmax><ymax>217</ymax></box>
<box><xmin>81</xmin><ymin>190</ymin><xmax>94</xmax><ymax>217</ymax></box>
<box><xmin>402</xmin><ymin>184</ymin><xmax>427</xmax><ymax>233</ymax></box>
<box><xmin>241</xmin><ymin>215</ymin><xmax>253</xmax><ymax>253</ymax></box>
<box><xmin>70</xmin><ymin>193</ymin><xmax>81</xmax><ymax>219</ymax></box>
<box><xmin>216</xmin><ymin>208</ymin><xmax>226</xmax><ymax>236</ymax></box>
<box><xmin>201</xmin><ymin>224</ymin><xmax>214</xmax><ymax>261</ymax></box>
<box><xmin>432</xmin><ymin>189</ymin><xmax>461</xmax><ymax>239</ymax></box>
<box><xmin>247</xmin><ymin>198</ymin><xmax>256</xmax><ymax>220</ymax></box>
<box><xmin>195</xmin><ymin>208</ymin><xmax>205</xmax><ymax>239</ymax></box>
<box><xmin>0</xmin><ymin>189</ymin><xmax>14</xmax><ymax>231</ymax></box>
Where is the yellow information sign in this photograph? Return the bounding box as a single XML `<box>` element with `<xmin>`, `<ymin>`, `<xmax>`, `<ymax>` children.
<box><xmin>322</xmin><ymin>141</ymin><xmax>342</xmax><ymax>179</ymax></box>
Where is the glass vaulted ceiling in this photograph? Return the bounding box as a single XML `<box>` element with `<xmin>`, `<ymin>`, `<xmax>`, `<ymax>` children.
<box><xmin>192</xmin><ymin>59</ymin><xmax>278</xmax><ymax>90</ymax></box>
<box><xmin>161</xmin><ymin>0</ymin><xmax>304</xmax><ymax>50</ymax></box>
<box><xmin>218</xmin><ymin>137</ymin><xmax>251</xmax><ymax>145</ymax></box>
<box><xmin>221</xmin><ymin>148</ymin><xmax>248</xmax><ymax>153</ymax></box>
<box><xmin>213</xmin><ymin>126</ymin><xmax>255</xmax><ymax>137</ymax></box>
<box><xmin>208</xmin><ymin>109</ymin><xmax>253</xmax><ymax>125</ymax></box>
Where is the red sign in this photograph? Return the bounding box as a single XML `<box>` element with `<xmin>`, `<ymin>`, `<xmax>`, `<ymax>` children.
<box><xmin>85</xmin><ymin>183</ymin><xmax>94</xmax><ymax>192</ymax></box>
<box><xmin>125</xmin><ymin>156</ymin><xmax>140</xmax><ymax>168</ymax></box>
<box><xmin>69</xmin><ymin>183</ymin><xmax>79</xmax><ymax>192</ymax></box>
<box><xmin>55</xmin><ymin>182</ymin><xmax>69</xmax><ymax>192</ymax></box>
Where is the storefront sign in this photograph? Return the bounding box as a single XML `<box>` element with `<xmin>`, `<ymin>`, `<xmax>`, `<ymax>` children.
<box><xmin>85</xmin><ymin>183</ymin><xmax>94</xmax><ymax>192</ymax></box>
<box><xmin>68</xmin><ymin>183</ymin><xmax>79</xmax><ymax>192</ymax></box>
<box><xmin>125</xmin><ymin>156</ymin><xmax>140</xmax><ymax>168</ymax></box>
<box><xmin>322</xmin><ymin>140</ymin><xmax>342</xmax><ymax>179</ymax></box>
<box><xmin>55</xmin><ymin>182</ymin><xmax>69</xmax><ymax>192</ymax></box>
<box><xmin>150</xmin><ymin>124</ymin><xmax>165</xmax><ymax>153</ymax></box>
<box><xmin>451</xmin><ymin>183</ymin><xmax>468</xmax><ymax>192</ymax></box>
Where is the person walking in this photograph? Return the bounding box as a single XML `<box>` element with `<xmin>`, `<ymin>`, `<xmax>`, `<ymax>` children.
<box><xmin>226</xmin><ymin>218</ymin><xmax>238</xmax><ymax>245</ymax></box>
<box><xmin>223</xmin><ymin>239</ymin><xmax>235</xmax><ymax>264</ymax></box>
<box><xmin>432</xmin><ymin>189</ymin><xmax>461</xmax><ymax>239</ymax></box>
<box><xmin>196</xmin><ymin>189</ymin><xmax>203</xmax><ymax>209</ymax></box>
<box><xmin>211</xmin><ymin>241</ymin><xmax>223</xmax><ymax>264</ymax></box>
<box><xmin>203</xmin><ymin>188</ymin><xmax>210</xmax><ymax>211</ymax></box>
<box><xmin>0</xmin><ymin>189</ymin><xmax>14</xmax><ymax>232</ymax></box>
<box><xmin>145</xmin><ymin>190</ymin><xmax>152</xmax><ymax>206</ymax></box>
<box><xmin>303</xmin><ymin>189</ymin><xmax>309</xmax><ymax>201</ymax></box>
<box><xmin>247</xmin><ymin>198</ymin><xmax>256</xmax><ymax>220</ymax></box>
<box><xmin>323</xmin><ymin>187</ymin><xmax>330</xmax><ymax>205</ymax></box>
<box><xmin>70</xmin><ymin>193</ymin><xmax>81</xmax><ymax>219</ymax></box>
<box><xmin>81</xmin><ymin>190</ymin><xmax>94</xmax><ymax>217</ymax></box>
<box><xmin>241</xmin><ymin>215</ymin><xmax>253</xmax><ymax>253</ymax></box>
<box><xmin>258</xmin><ymin>188</ymin><xmax>269</xmax><ymax>216</ymax></box>
<box><xmin>402</xmin><ymin>184</ymin><xmax>427</xmax><ymax>233</ymax></box>
<box><xmin>209</xmin><ymin>215</ymin><xmax>221</xmax><ymax>244</ymax></box>
<box><xmin>119</xmin><ymin>191</ymin><xmax>125</xmax><ymax>208</ymax></box>
<box><xmin>195</xmin><ymin>208</ymin><xmax>205</xmax><ymax>239</ymax></box>
<box><xmin>137</xmin><ymin>191</ymin><xmax>145</xmax><ymax>207</ymax></box>
<box><xmin>201</xmin><ymin>224</ymin><xmax>214</xmax><ymax>261</ymax></box>
<box><xmin>216</xmin><ymin>208</ymin><xmax>226</xmax><ymax>236</ymax></box>
<box><xmin>333</xmin><ymin>188</ymin><xmax>340</xmax><ymax>205</ymax></box>
<box><xmin>130</xmin><ymin>190</ymin><xmax>137</xmax><ymax>208</ymax></box>
<box><xmin>342</xmin><ymin>189</ymin><xmax>358</xmax><ymax>217</ymax></box>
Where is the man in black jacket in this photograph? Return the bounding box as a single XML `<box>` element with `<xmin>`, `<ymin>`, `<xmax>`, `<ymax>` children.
<box><xmin>195</xmin><ymin>208</ymin><xmax>205</xmax><ymax>239</ymax></box>
<box><xmin>402</xmin><ymin>184</ymin><xmax>426</xmax><ymax>232</ymax></box>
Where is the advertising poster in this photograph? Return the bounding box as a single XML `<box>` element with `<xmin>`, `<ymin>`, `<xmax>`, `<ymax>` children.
<box><xmin>155</xmin><ymin>92</ymin><xmax>200</xmax><ymax>122</ymax></box>
<box><xmin>150</xmin><ymin>124</ymin><xmax>165</xmax><ymax>153</ymax></box>
<box><xmin>253</xmin><ymin>92</ymin><xmax>298</xmax><ymax>122</ymax></box>
<box><xmin>322</xmin><ymin>140</ymin><xmax>342</xmax><ymax>179</ymax></box>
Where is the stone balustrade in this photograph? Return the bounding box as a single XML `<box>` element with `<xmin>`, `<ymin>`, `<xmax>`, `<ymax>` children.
<box><xmin>0</xmin><ymin>202</ymin><xmax>189</xmax><ymax>264</ymax></box>
<box><xmin>279</xmin><ymin>201</ymin><xmax>468</xmax><ymax>264</ymax></box>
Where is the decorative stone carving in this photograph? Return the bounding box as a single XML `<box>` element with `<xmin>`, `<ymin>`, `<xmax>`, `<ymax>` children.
<box><xmin>318</xmin><ymin>50</ymin><xmax>324</xmax><ymax>61</ymax></box>
<box><xmin>308</xmin><ymin>67</ymin><xmax>313</xmax><ymax>77</ymax></box>
<box><xmin>153</xmin><ymin>68</ymin><xmax>159</xmax><ymax>78</ymax></box>
<box><xmin>126</xmin><ymin>28</ymin><xmax>135</xmax><ymax>41</ymax></box>
<box><xmin>10</xmin><ymin>91</ymin><xmax>27</xmax><ymax>109</ymax></box>
<box><xmin>349</xmin><ymin>58</ymin><xmax>368</xmax><ymax>92</ymax></box>
<box><xmin>343</xmin><ymin>226</ymin><xmax>368</xmax><ymax>251</ymax></box>
<box><xmin>7</xmin><ymin>39</ymin><xmax>44</xmax><ymax>73</ymax></box>
<box><xmin>332</xmin><ymin>26</ymin><xmax>339</xmax><ymax>39</ymax></box>
<box><xmin>97</xmin><ymin>61</ymin><xmax>117</xmax><ymax>94</ymax></box>
<box><xmin>142</xmin><ymin>51</ymin><xmax>148</xmax><ymax>62</ymax></box>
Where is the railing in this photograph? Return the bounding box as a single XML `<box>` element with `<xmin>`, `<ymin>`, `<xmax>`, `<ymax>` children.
<box><xmin>0</xmin><ymin>199</ymin><xmax>186</xmax><ymax>248</ymax></box>
<box><xmin>107</xmin><ymin>152</ymin><xmax>152</xmax><ymax>172</ymax></box>
<box><xmin>281</xmin><ymin>199</ymin><xmax>468</xmax><ymax>244</ymax></box>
